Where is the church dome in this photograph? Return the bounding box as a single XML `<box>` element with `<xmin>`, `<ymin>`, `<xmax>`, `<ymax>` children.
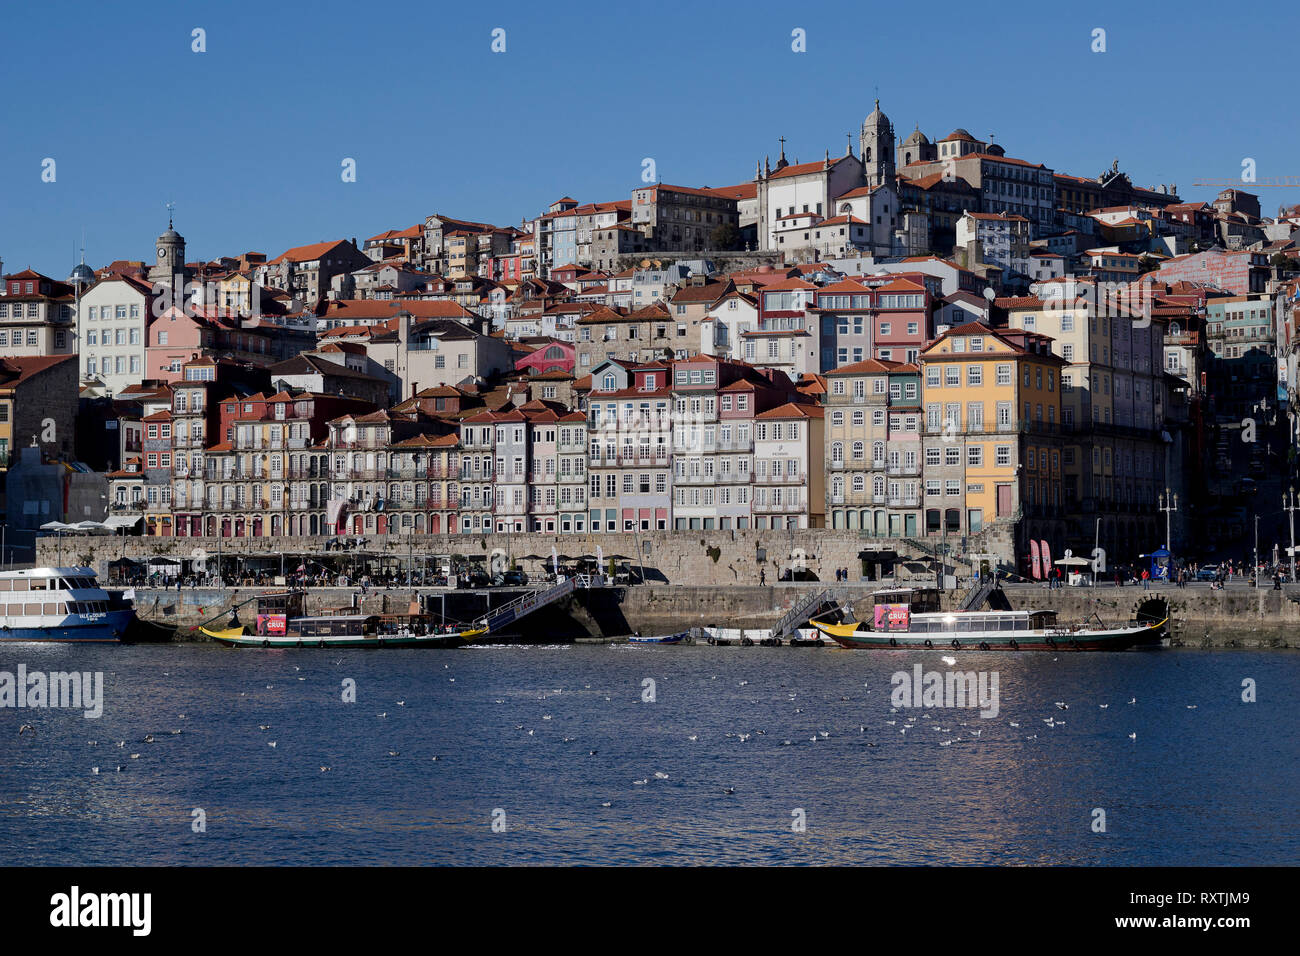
<box><xmin>943</xmin><ymin>128</ymin><xmax>977</xmax><ymax>142</ymax></box>
<box><xmin>863</xmin><ymin>99</ymin><xmax>890</xmax><ymax>127</ymax></box>
<box><xmin>68</xmin><ymin>262</ymin><xmax>95</xmax><ymax>285</ymax></box>
<box><xmin>985</xmin><ymin>142</ymin><xmax>1005</xmax><ymax>156</ymax></box>
<box><xmin>902</xmin><ymin>127</ymin><xmax>930</xmax><ymax>146</ymax></box>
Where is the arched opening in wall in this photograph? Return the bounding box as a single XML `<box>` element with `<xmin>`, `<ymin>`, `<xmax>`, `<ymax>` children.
<box><xmin>428</xmin><ymin>514</ymin><xmax>437</xmax><ymax>535</ymax></box>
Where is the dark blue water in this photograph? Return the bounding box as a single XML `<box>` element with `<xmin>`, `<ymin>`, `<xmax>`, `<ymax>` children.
<box><xmin>1</xmin><ymin>643</ymin><xmax>1296</xmax><ymax>865</ymax></box>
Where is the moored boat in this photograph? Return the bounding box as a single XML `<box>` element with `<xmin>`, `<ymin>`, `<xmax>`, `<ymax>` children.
<box><xmin>0</xmin><ymin>567</ymin><xmax>134</xmax><ymax>643</ymax></box>
<box><xmin>200</xmin><ymin>590</ymin><xmax>486</xmax><ymax>648</ymax></box>
<box><xmin>810</xmin><ymin>586</ymin><xmax>1168</xmax><ymax>651</ymax></box>
<box><xmin>628</xmin><ymin>631</ymin><xmax>689</xmax><ymax>644</ymax></box>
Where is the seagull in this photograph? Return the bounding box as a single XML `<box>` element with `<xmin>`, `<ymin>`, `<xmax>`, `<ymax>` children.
<box><xmin>1009</xmin><ymin>722</ymin><xmax>1020</xmax><ymax>727</ymax></box>
<box><xmin>171</xmin><ymin>730</ymin><xmax>182</xmax><ymax>735</ymax></box>
<box><xmin>782</xmin><ymin>739</ymin><xmax>793</xmax><ymax>746</ymax></box>
<box><xmin>542</xmin><ymin>715</ymin><xmax>552</xmax><ymax>720</ymax></box>
<box><xmin>885</xmin><ymin>720</ymin><xmax>896</xmax><ymax>726</ymax></box>
<box><xmin>941</xmin><ymin>656</ymin><xmax>957</xmax><ymax>666</ymax></box>
<box><xmin>1055</xmin><ymin>702</ymin><xmax>1069</xmax><ymax>710</ymax></box>
<box><xmin>1026</xmin><ymin>734</ymin><xmax>1037</xmax><ymax>740</ymax></box>
<box><xmin>388</xmin><ymin>751</ymin><xmax>399</xmax><ymax>756</ymax></box>
<box><xmin>143</xmin><ymin>735</ymin><xmax>155</xmax><ymax>743</ymax></box>
<box><xmin>688</xmin><ymin>734</ymin><xmax>699</xmax><ymax>742</ymax></box>
<box><xmin>448</xmin><ymin>678</ymin><xmax>455</xmax><ymax>683</ymax></box>
<box><xmin>738</xmin><ymin>734</ymin><xmax>751</xmax><ymax>743</ymax></box>
<box><xmin>722</xmin><ymin>787</ymin><xmax>735</xmax><ymax>795</ymax></box>
<box><xmin>971</xmin><ymin>729</ymin><xmax>981</xmax><ymax>738</ymax></box>
<box><xmin>117</xmin><ymin>741</ymin><xmax>125</xmax><ymax>748</ymax></box>
<box><xmin>939</xmin><ymin>740</ymin><xmax>952</xmax><ymax>746</ymax></box>
<box><xmin>654</xmin><ymin>771</ymin><xmax>669</xmax><ymax>779</ymax></box>
<box><xmin>601</xmin><ymin>802</ymin><xmax>612</xmax><ymax>807</ymax></box>
<box><xmin>819</xmin><ymin>731</ymin><xmax>830</xmax><ymax>738</ymax></box>
<box><xmin>633</xmin><ymin>779</ymin><xmax>648</xmax><ymax>786</ymax></box>
<box><xmin>1099</xmin><ymin>704</ymin><xmax>1109</xmax><ymax>709</ymax></box>
<box><xmin>320</xmin><ymin>766</ymin><xmax>331</xmax><ymax>772</ymax></box>
<box><xmin>431</xmin><ymin>756</ymin><xmax>440</xmax><ymax>762</ymax></box>
<box><xmin>1128</xmin><ymin>732</ymin><xmax>1137</xmax><ymax>740</ymax></box>
<box><xmin>268</xmin><ymin>742</ymin><xmax>277</xmax><ymax>749</ymax></box>
<box><xmin>91</xmin><ymin>767</ymin><xmax>99</xmax><ymax>774</ymax></box>
<box><xmin>18</xmin><ymin>725</ymin><xmax>34</xmax><ymax>736</ymax></box>
<box><xmin>376</xmin><ymin>713</ymin><xmax>387</xmax><ymax>719</ymax></box>
<box><xmin>130</xmin><ymin>753</ymin><xmax>141</xmax><ymax>759</ymax></box>
<box><xmin>589</xmin><ymin>750</ymin><xmax>597</xmax><ymax>755</ymax></box>
<box><xmin>1186</xmin><ymin>705</ymin><xmax>1197</xmax><ymax>710</ymax></box>
<box><xmin>1128</xmin><ymin>697</ymin><xmax>1136</xmax><ymax>705</ymax></box>
<box><xmin>738</xmin><ymin>680</ymin><xmax>749</xmax><ymax>686</ymax></box>
<box><xmin>87</xmin><ymin>740</ymin><xmax>97</xmax><ymax>746</ymax></box>
<box><xmin>259</xmin><ymin>725</ymin><xmax>271</xmax><ymax>731</ymax></box>
<box><xmin>810</xmin><ymin>736</ymin><xmax>818</xmax><ymax>743</ymax></box>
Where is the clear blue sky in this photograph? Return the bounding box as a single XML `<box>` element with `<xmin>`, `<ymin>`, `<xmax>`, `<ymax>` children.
<box><xmin>3</xmin><ymin>0</ymin><xmax>1298</xmax><ymax>277</ymax></box>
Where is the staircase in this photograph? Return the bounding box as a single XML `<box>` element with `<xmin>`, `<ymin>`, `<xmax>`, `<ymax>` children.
<box><xmin>770</xmin><ymin>588</ymin><xmax>836</xmax><ymax>642</ymax></box>
<box><xmin>957</xmin><ymin>575</ymin><xmax>997</xmax><ymax>611</ymax></box>
<box><xmin>474</xmin><ymin>578</ymin><xmax>577</xmax><ymax>633</ymax></box>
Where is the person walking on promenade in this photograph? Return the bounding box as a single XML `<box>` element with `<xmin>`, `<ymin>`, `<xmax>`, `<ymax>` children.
<box><xmin>1141</xmin><ymin>568</ymin><xmax>1151</xmax><ymax>590</ymax></box>
<box><xmin>760</xmin><ymin>567</ymin><xmax>766</xmax><ymax>586</ymax></box>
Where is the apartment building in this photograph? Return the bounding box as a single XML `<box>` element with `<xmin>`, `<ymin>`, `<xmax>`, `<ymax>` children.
<box><xmin>753</xmin><ymin>402</ymin><xmax>825</xmax><ymax>529</ymax></box>
<box><xmin>824</xmin><ymin>359</ymin><xmax>922</xmax><ymax>535</ymax></box>
<box><xmin>586</xmin><ymin>359</ymin><xmax>673</xmax><ymax>532</ymax></box>
<box><xmin>918</xmin><ymin>323</ymin><xmax>1066</xmax><ymax>551</ymax></box>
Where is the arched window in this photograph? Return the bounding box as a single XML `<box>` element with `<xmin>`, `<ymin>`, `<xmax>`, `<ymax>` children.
<box><xmin>831</xmin><ymin>441</ymin><xmax>844</xmax><ymax>462</ymax></box>
<box><xmin>602</xmin><ymin>373</ymin><xmax>616</xmax><ymax>391</ymax></box>
<box><xmin>873</xmin><ymin>475</ymin><xmax>885</xmax><ymax>495</ymax></box>
<box><xmin>852</xmin><ymin>441</ymin><xmax>864</xmax><ymax>460</ymax></box>
<box><xmin>852</xmin><ymin>475</ymin><xmax>865</xmax><ymax>492</ymax></box>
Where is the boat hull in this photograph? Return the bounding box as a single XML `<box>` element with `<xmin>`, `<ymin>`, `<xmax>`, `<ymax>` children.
<box><xmin>628</xmin><ymin>631</ymin><xmax>688</xmax><ymax>644</ymax></box>
<box><xmin>0</xmin><ymin>610</ymin><xmax>132</xmax><ymax>643</ymax></box>
<box><xmin>810</xmin><ymin>618</ymin><xmax>1166</xmax><ymax>651</ymax></box>
<box><xmin>204</xmin><ymin>627</ymin><xmax>487</xmax><ymax>649</ymax></box>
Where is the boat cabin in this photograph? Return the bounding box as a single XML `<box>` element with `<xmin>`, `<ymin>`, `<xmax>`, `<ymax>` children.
<box><xmin>872</xmin><ymin>587</ymin><xmax>942</xmax><ymax>613</ymax></box>
<box><xmin>285</xmin><ymin>615</ymin><xmax>379</xmax><ymax>639</ymax></box>
<box><xmin>906</xmin><ymin>609</ymin><xmax>1058</xmax><ymax>634</ymax></box>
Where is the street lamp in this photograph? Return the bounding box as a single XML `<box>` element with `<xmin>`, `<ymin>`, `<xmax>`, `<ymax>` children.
<box><xmin>1285</xmin><ymin>486</ymin><xmax>1298</xmax><ymax>583</ymax></box>
<box><xmin>1158</xmin><ymin>488</ymin><xmax>1178</xmax><ymax>554</ymax></box>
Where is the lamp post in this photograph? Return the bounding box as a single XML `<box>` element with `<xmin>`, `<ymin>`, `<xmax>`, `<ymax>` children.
<box><xmin>1285</xmin><ymin>486</ymin><xmax>1298</xmax><ymax>583</ymax></box>
<box><xmin>1254</xmin><ymin>514</ymin><xmax>1260</xmax><ymax>590</ymax></box>
<box><xmin>1158</xmin><ymin>488</ymin><xmax>1178</xmax><ymax>554</ymax></box>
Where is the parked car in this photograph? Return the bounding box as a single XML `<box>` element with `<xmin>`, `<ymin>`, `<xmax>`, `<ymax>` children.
<box><xmin>492</xmin><ymin>570</ymin><xmax>528</xmax><ymax>587</ymax></box>
<box><xmin>1195</xmin><ymin>565</ymin><xmax>1219</xmax><ymax>581</ymax></box>
<box><xmin>457</xmin><ymin>570</ymin><xmax>491</xmax><ymax>589</ymax></box>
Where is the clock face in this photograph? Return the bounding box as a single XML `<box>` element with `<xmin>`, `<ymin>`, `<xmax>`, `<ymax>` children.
<box><xmin>158</xmin><ymin>248</ymin><xmax>166</xmax><ymax>259</ymax></box>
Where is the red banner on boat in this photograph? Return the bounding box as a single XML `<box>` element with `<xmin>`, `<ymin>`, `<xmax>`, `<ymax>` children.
<box><xmin>1029</xmin><ymin>540</ymin><xmax>1042</xmax><ymax>580</ymax></box>
<box><xmin>873</xmin><ymin>603</ymin><xmax>910</xmax><ymax>632</ymax></box>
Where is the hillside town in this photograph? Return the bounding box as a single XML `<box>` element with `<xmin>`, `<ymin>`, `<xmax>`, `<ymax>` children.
<box><xmin>3</xmin><ymin>101</ymin><xmax>1298</xmax><ymax>578</ymax></box>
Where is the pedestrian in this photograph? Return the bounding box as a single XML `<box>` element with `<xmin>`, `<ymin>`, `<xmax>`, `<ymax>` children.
<box><xmin>1141</xmin><ymin>568</ymin><xmax>1150</xmax><ymax>590</ymax></box>
<box><xmin>1114</xmin><ymin>570</ymin><xmax>1121</xmax><ymax>588</ymax></box>
<box><xmin>760</xmin><ymin>567</ymin><xmax>766</xmax><ymax>586</ymax></box>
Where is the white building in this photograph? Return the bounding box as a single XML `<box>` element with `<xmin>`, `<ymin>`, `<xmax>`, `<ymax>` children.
<box><xmin>78</xmin><ymin>275</ymin><xmax>154</xmax><ymax>395</ymax></box>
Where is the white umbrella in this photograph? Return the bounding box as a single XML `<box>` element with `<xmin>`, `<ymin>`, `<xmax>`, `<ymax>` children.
<box><xmin>597</xmin><ymin>545</ymin><xmax>604</xmax><ymax>572</ymax></box>
<box><xmin>551</xmin><ymin>545</ymin><xmax>559</xmax><ymax>576</ymax></box>
<box><xmin>1054</xmin><ymin>556</ymin><xmax>1092</xmax><ymax>567</ymax></box>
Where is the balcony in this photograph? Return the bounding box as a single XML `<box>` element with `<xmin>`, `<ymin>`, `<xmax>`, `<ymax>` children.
<box><xmin>888</xmin><ymin>497</ymin><xmax>921</xmax><ymax>508</ymax></box>
<box><xmin>754</xmin><ymin>498</ymin><xmax>804</xmax><ymax>513</ymax></box>
<box><xmin>676</xmin><ymin>473</ymin><xmax>717</xmax><ymax>485</ymax></box>
<box><xmin>886</xmin><ymin>464</ymin><xmax>920</xmax><ymax>476</ymax></box>
<box><xmin>755</xmin><ymin>471</ymin><xmax>802</xmax><ymax>484</ymax></box>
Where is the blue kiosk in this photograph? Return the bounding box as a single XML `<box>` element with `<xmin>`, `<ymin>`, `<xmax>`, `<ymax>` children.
<box><xmin>1144</xmin><ymin>547</ymin><xmax>1173</xmax><ymax>581</ymax></box>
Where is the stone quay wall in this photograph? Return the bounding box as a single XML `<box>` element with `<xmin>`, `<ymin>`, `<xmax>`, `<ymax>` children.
<box><xmin>124</xmin><ymin>579</ymin><xmax>1300</xmax><ymax>648</ymax></box>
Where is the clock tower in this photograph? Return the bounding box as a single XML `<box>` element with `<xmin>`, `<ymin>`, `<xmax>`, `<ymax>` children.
<box><xmin>148</xmin><ymin>206</ymin><xmax>187</xmax><ymax>291</ymax></box>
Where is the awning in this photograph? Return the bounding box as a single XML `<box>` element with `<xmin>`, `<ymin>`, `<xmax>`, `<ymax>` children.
<box><xmin>102</xmin><ymin>515</ymin><xmax>143</xmax><ymax>530</ymax></box>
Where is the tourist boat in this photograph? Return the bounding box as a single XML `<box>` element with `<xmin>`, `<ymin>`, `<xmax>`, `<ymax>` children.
<box><xmin>0</xmin><ymin>567</ymin><xmax>135</xmax><ymax>642</ymax></box>
<box><xmin>200</xmin><ymin>590</ymin><xmax>487</xmax><ymax>648</ymax></box>
<box><xmin>628</xmin><ymin>631</ymin><xmax>689</xmax><ymax>645</ymax></box>
<box><xmin>809</xmin><ymin>586</ymin><xmax>1168</xmax><ymax>651</ymax></box>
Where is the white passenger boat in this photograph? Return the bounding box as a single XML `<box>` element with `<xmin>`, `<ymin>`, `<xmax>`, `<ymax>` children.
<box><xmin>0</xmin><ymin>567</ymin><xmax>134</xmax><ymax>643</ymax></box>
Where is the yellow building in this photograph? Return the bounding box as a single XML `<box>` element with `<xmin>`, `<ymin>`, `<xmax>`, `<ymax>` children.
<box><xmin>918</xmin><ymin>322</ymin><xmax>1065</xmax><ymax>556</ymax></box>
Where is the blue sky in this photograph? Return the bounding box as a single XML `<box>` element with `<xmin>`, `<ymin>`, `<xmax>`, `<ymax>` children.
<box><xmin>3</xmin><ymin>0</ymin><xmax>1298</xmax><ymax>277</ymax></box>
